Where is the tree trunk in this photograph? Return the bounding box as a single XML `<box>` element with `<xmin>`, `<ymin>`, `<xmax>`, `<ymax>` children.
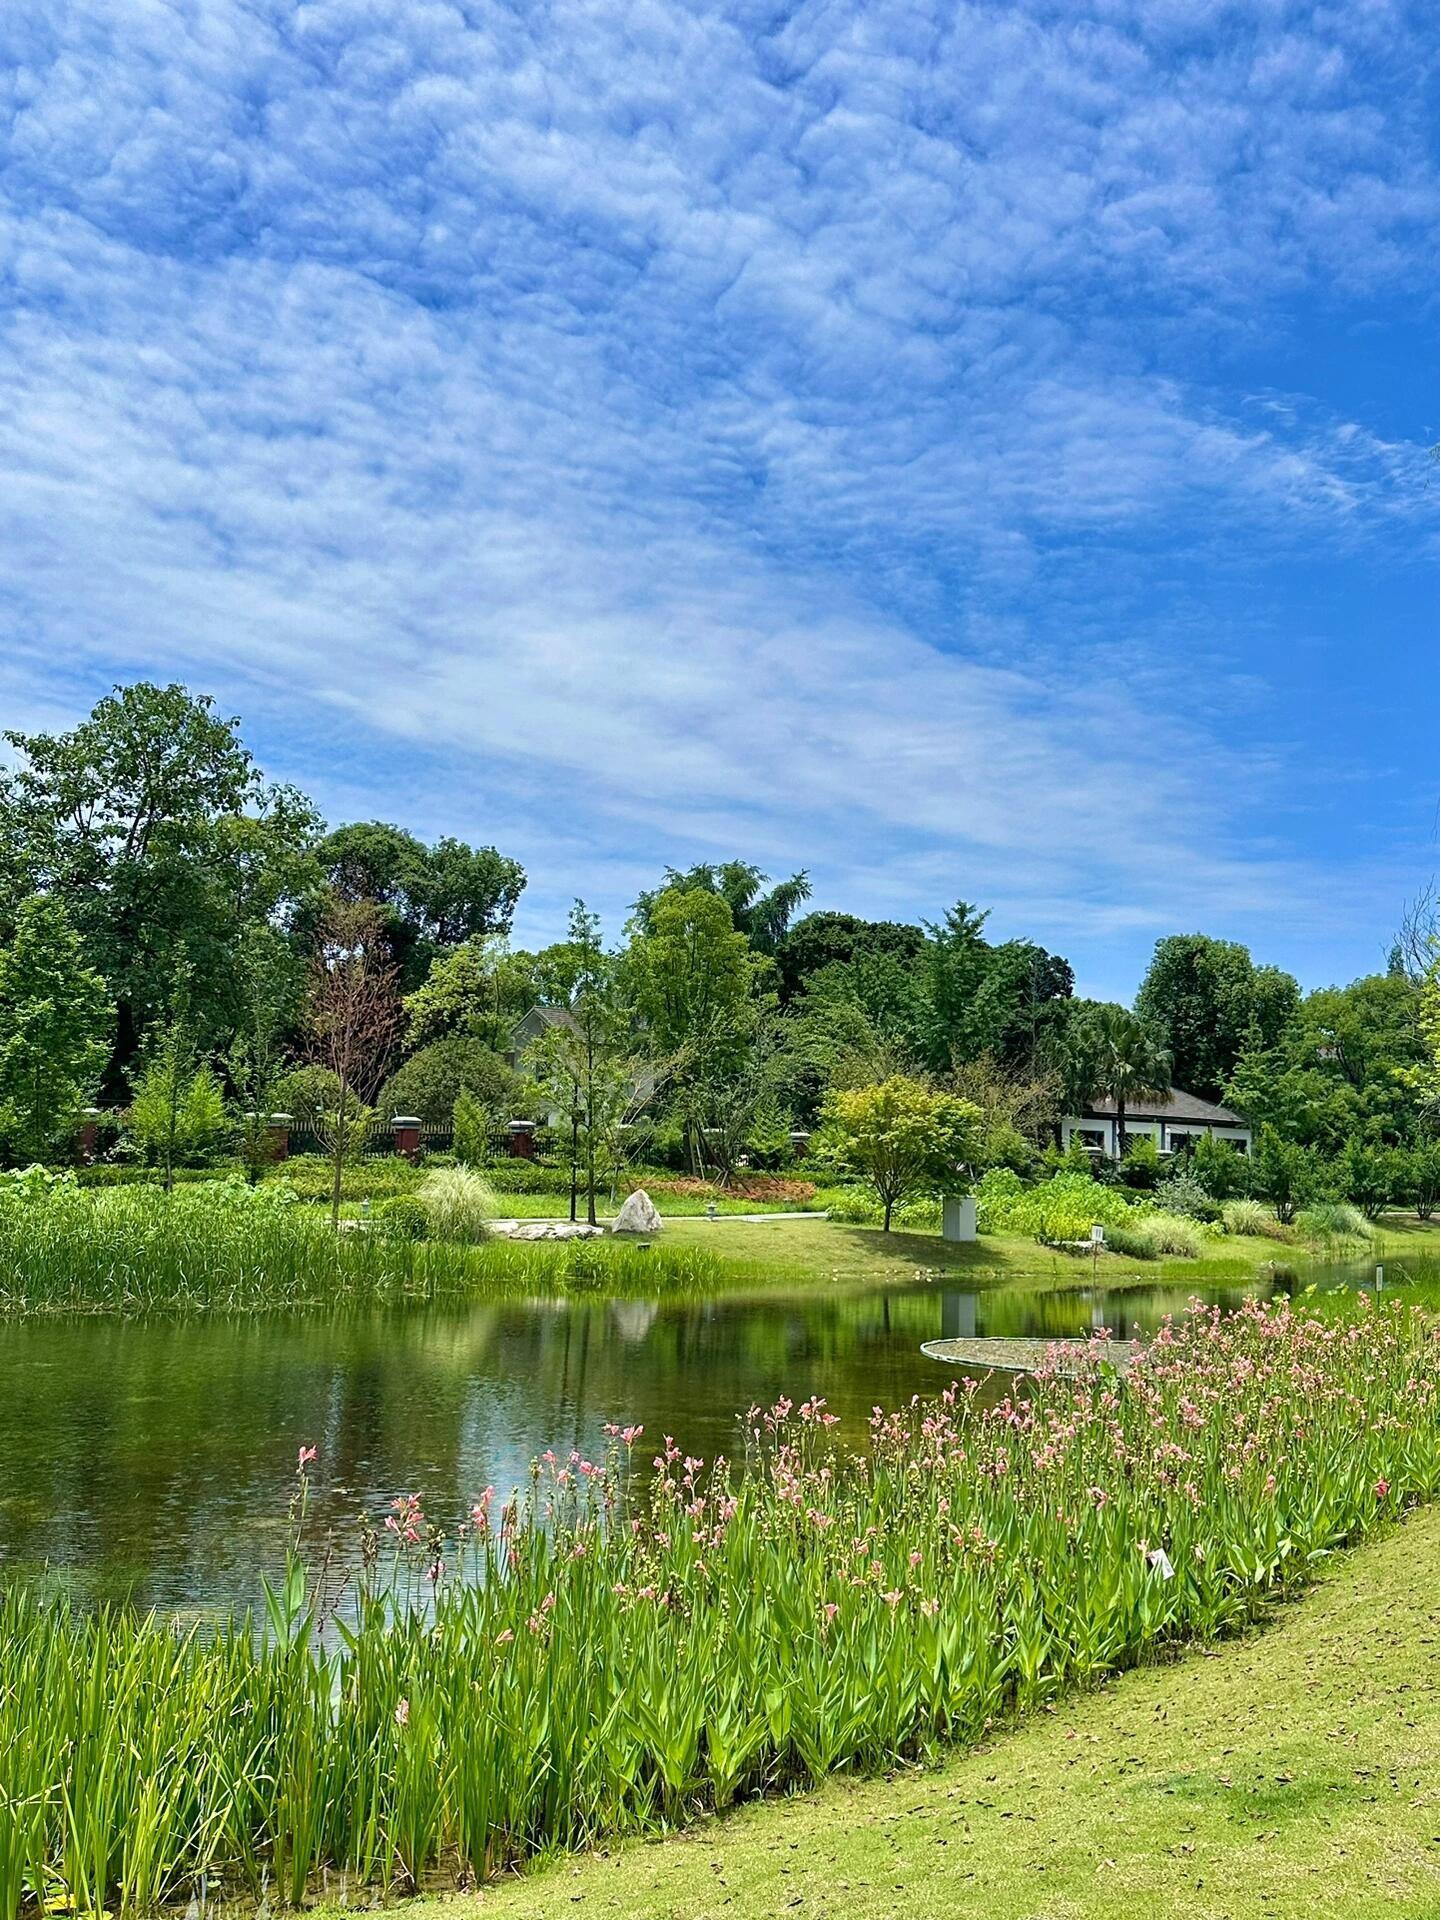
<box><xmin>330</xmin><ymin>1124</ymin><xmax>344</xmax><ymax>1231</ymax></box>
<box><xmin>569</xmin><ymin>1116</ymin><xmax>579</xmax><ymax>1222</ymax></box>
<box><xmin>883</xmin><ymin>1193</ymin><xmax>894</xmax><ymax>1232</ymax></box>
<box><xmin>1115</xmin><ymin>1096</ymin><xmax>1126</xmax><ymax>1161</ymax></box>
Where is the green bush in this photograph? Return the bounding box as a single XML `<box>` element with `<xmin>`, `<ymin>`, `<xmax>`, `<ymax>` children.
<box><xmin>1156</xmin><ymin>1171</ymin><xmax>1220</xmax><ymax>1222</ymax></box>
<box><xmin>1118</xmin><ymin>1136</ymin><xmax>1162</xmax><ymax>1190</ymax></box>
<box><xmin>1189</xmin><ymin>1132</ymin><xmax>1250</xmax><ymax>1200</ymax></box>
<box><xmin>269</xmin><ymin>1066</ymin><xmax>348</xmax><ymax>1129</ymax></box>
<box><xmin>377</xmin><ymin>1038</ymin><xmax>521</xmax><ymax>1126</ymax></box>
<box><xmin>452</xmin><ymin>1089</ymin><xmax>492</xmax><ymax>1167</ymax></box>
<box><xmin>373</xmin><ymin>1196</ymin><xmax>428</xmax><ymax>1241</ymax></box>
<box><xmin>975</xmin><ymin>1169</ymin><xmax>1138</xmax><ymax>1244</ymax></box>
<box><xmin>819</xmin><ymin>1186</ymin><xmax>940</xmax><ymax>1229</ymax></box>
<box><xmin>74</xmin><ymin>1163</ymin><xmax>246</xmax><ymax>1189</ymax></box>
<box><xmin>482</xmin><ymin>1159</ymin><xmax>577</xmax><ymax>1195</ymax></box>
<box><xmin>418</xmin><ymin>1166</ymin><xmax>494</xmax><ymax>1244</ymax></box>
<box><xmin>269</xmin><ymin>1156</ymin><xmax>425</xmax><ymax>1203</ymax></box>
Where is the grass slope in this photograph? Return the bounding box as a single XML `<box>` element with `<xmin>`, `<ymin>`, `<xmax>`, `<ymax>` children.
<box><xmin>454</xmin><ymin>1505</ymin><xmax>1440</xmax><ymax>1920</ymax></box>
<box><xmin>659</xmin><ymin>1213</ymin><xmax>1440</xmax><ymax>1292</ymax></box>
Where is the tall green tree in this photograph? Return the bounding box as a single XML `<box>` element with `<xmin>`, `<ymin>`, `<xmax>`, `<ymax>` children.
<box><xmin>127</xmin><ymin>979</ymin><xmax>228</xmax><ymax>1190</ymax></box>
<box><xmin>634</xmin><ymin>863</ymin><xmax>811</xmax><ymax>954</ymax></box>
<box><xmin>625</xmin><ymin>886</ymin><xmax>760</xmax><ymax>1174</ymax></box>
<box><xmin>1135</xmin><ymin>934</ymin><xmax>1298</xmax><ymax>1100</ymax></box>
<box><xmin>0</xmin><ymin>682</ymin><xmax>318</xmax><ymax>1086</ymax></box>
<box><xmin>0</xmin><ymin>895</ymin><xmax>110</xmax><ymax>1164</ymax></box>
<box><xmin>403</xmin><ymin>936</ymin><xmax>580</xmax><ymax>1048</ymax></box>
<box><xmin>1086</xmin><ymin>1005</ymin><xmax>1172</xmax><ymax>1156</ymax></box>
<box><xmin>777</xmin><ymin>912</ymin><xmax>925</xmax><ymax>1001</ymax></box>
<box><xmin>226</xmin><ymin>926</ymin><xmax>304</xmax><ymax>1182</ymax></box>
<box><xmin>527</xmin><ymin>905</ymin><xmax>640</xmax><ymax>1221</ymax></box>
<box><xmin>312</xmin><ymin>822</ymin><xmax>525</xmax><ymax>990</ymax></box>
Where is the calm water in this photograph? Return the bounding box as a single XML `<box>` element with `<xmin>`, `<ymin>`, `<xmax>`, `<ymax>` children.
<box><xmin>0</xmin><ymin>1260</ymin><xmax>1407</xmax><ymax>1614</ymax></box>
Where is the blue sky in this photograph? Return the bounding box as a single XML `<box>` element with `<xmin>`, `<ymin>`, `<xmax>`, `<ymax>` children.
<box><xmin>1</xmin><ymin>0</ymin><xmax>1436</xmax><ymax>1001</ymax></box>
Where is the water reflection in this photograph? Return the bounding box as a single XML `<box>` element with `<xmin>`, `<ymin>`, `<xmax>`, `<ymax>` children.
<box><xmin>0</xmin><ymin>1257</ymin><xmax>1407</xmax><ymax>1614</ymax></box>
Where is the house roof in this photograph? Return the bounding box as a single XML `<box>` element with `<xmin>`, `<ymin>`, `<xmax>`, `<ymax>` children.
<box><xmin>1081</xmin><ymin>1086</ymin><xmax>1247</xmax><ymax>1126</ymax></box>
<box><xmin>513</xmin><ymin>1005</ymin><xmax>579</xmax><ymax>1035</ymax></box>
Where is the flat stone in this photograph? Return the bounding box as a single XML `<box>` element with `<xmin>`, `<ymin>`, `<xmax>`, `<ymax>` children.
<box><xmin>920</xmin><ymin>1335</ymin><xmax>1142</xmax><ymax>1377</ymax></box>
<box><xmin>499</xmin><ymin>1220</ymin><xmax>606</xmax><ymax>1240</ymax></box>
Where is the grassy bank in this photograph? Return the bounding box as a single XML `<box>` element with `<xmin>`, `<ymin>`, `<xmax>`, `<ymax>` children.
<box><xmin>659</xmin><ymin>1212</ymin><xmax>1436</xmax><ymax>1290</ymax></box>
<box><xmin>4</xmin><ymin>1297</ymin><xmax>1438</xmax><ymax>1918</ymax></box>
<box><xmin>457</xmin><ymin>1498</ymin><xmax>1440</xmax><ymax>1920</ymax></box>
<box><xmin>0</xmin><ymin>1185</ymin><xmax>725</xmax><ymax>1315</ymax></box>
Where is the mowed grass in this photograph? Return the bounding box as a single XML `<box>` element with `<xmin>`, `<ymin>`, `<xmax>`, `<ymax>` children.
<box><xmin>658</xmin><ymin>1215</ymin><xmax>1283</xmax><ymax>1289</ymax></box>
<box><xmin>659</xmin><ymin>1212</ymin><xmax>1440</xmax><ymax>1292</ymax></box>
<box><xmin>444</xmin><ymin>1502</ymin><xmax>1440</xmax><ymax>1920</ymax></box>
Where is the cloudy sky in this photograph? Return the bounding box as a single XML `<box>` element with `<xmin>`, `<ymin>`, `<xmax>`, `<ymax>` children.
<box><xmin>1</xmin><ymin>0</ymin><xmax>1435</xmax><ymax>998</ymax></box>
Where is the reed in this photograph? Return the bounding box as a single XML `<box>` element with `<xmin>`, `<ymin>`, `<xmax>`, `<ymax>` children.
<box><xmin>0</xmin><ymin>1182</ymin><xmax>721</xmax><ymax>1315</ymax></box>
<box><xmin>3</xmin><ymin>1294</ymin><xmax>1437</xmax><ymax>1916</ymax></box>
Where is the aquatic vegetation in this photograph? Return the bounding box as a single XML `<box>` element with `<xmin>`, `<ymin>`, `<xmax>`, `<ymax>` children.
<box><xmin>3</xmin><ymin>1294</ymin><xmax>1437</xmax><ymax>1915</ymax></box>
<box><xmin>0</xmin><ymin>1181</ymin><xmax>721</xmax><ymax>1314</ymax></box>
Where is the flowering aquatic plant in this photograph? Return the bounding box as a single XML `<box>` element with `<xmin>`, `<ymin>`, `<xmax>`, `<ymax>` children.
<box><xmin>4</xmin><ymin>1294</ymin><xmax>1439</xmax><ymax>1916</ymax></box>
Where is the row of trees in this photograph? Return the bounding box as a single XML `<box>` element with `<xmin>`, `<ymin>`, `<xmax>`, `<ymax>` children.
<box><xmin>4</xmin><ymin>680</ymin><xmax>1440</xmax><ymax>1227</ymax></box>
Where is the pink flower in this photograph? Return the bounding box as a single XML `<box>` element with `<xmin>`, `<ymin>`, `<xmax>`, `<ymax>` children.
<box><xmin>394</xmin><ymin>1698</ymin><xmax>409</xmax><ymax>1728</ymax></box>
<box><xmin>296</xmin><ymin>1445</ymin><xmax>317</xmax><ymax>1471</ymax></box>
<box><xmin>1375</xmin><ymin>1477</ymin><xmax>1390</xmax><ymax>1500</ymax></box>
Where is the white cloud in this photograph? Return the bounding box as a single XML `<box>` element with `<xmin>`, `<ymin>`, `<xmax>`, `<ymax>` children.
<box><xmin>0</xmin><ymin>0</ymin><xmax>1436</xmax><ymax>978</ymax></box>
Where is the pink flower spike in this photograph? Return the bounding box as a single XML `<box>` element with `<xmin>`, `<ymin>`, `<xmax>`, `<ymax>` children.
<box><xmin>296</xmin><ymin>1445</ymin><xmax>318</xmax><ymax>1471</ymax></box>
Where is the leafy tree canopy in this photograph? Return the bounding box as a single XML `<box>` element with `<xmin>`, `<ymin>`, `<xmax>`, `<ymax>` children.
<box><xmin>633</xmin><ymin>862</ymin><xmax>811</xmax><ymax>954</ymax></box>
<box><xmin>0</xmin><ymin>683</ymin><xmax>318</xmax><ymax>1081</ymax></box>
<box><xmin>1135</xmin><ymin>933</ymin><xmax>1299</xmax><ymax>1101</ymax></box>
<box><xmin>777</xmin><ymin>912</ymin><xmax>925</xmax><ymax>999</ymax></box>
<box><xmin>313</xmin><ymin>821</ymin><xmax>525</xmax><ymax>989</ymax></box>
<box><xmin>822</xmin><ymin>1076</ymin><xmax>982</xmax><ymax>1230</ymax></box>
<box><xmin>0</xmin><ymin>895</ymin><xmax>111</xmax><ymax>1164</ymax></box>
<box><xmin>377</xmin><ymin>1036</ymin><xmax>523</xmax><ymax>1127</ymax></box>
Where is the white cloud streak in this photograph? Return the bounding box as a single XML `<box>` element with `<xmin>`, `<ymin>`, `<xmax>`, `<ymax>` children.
<box><xmin>0</xmin><ymin>0</ymin><xmax>1435</xmax><ymax>977</ymax></box>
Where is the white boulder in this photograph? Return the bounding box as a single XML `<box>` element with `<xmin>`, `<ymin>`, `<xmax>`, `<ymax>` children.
<box><xmin>612</xmin><ymin>1189</ymin><xmax>663</xmax><ymax>1235</ymax></box>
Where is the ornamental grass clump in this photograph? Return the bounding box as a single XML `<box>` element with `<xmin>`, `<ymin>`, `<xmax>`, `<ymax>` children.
<box><xmin>417</xmin><ymin>1166</ymin><xmax>495</xmax><ymax>1243</ymax></box>
<box><xmin>4</xmin><ymin>1295</ymin><xmax>1439</xmax><ymax>1916</ymax></box>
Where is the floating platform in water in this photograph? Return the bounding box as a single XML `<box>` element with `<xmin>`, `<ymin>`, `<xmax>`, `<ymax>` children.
<box><xmin>920</xmin><ymin>1335</ymin><xmax>1143</xmax><ymax>1377</ymax></box>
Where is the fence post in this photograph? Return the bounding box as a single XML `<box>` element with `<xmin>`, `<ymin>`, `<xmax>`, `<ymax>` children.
<box><xmin>78</xmin><ymin>1107</ymin><xmax>103</xmax><ymax>1163</ymax></box>
<box><xmin>788</xmin><ymin>1130</ymin><xmax>811</xmax><ymax>1162</ymax></box>
<box><xmin>267</xmin><ymin>1113</ymin><xmax>292</xmax><ymax>1162</ymax></box>
<box><xmin>392</xmin><ymin>1116</ymin><xmax>422</xmax><ymax>1161</ymax></box>
<box><xmin>507</xmin><ymin>1119</ymin><xmax>537</xmax><ymax>1160</ymax></box>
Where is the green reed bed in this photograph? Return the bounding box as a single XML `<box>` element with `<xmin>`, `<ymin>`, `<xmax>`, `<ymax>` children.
<box><xmin>0</xmin><ymin>1183</ymin><xmax>722</xmax><ymax>1314</ymax></box>
<box><xmin>3</xmin><ymin>1295</ymin><xmax>1439</xmax><ymax>1917</ymax></box>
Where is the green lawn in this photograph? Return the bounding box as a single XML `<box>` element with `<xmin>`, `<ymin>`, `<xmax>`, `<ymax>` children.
<box><xmin>649</xmin><ymin>1211</ymin><xmax>1440</xmax><ymax>1291</ymax></box>
<box><xmin>419</xmin><ymin>1502</ymin><xmax>1440</xmax><ymax>1920</ymax></box>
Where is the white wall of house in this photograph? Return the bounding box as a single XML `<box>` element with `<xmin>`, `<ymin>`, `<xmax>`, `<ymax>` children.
<box><xmin>1060</xmin><ymin>1115</ymin><xmax>1252</xmax><ymax>1157</ymax></box>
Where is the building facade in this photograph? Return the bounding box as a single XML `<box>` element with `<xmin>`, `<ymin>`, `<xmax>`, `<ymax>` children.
<box><xmin>1060</xmin><ymin>1087</ymin><xmax>1251</xmax><ymax>1159</ymax></box>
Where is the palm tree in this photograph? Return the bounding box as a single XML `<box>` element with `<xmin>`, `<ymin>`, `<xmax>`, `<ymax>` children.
<box><xmin>636</xmin><ymin>863</ymin><xmax>812</xmax><ymax>954</ymax></box>
<box><xmin>1091</xmin><ymin>1005</ymin><xmax>1171</xmax><ymax>1158</ymax></box>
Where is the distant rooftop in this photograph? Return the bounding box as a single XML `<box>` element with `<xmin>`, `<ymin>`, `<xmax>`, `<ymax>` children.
<box><xmin>1081</xmin><ymin>1087</ymin><xmax>1246</xmax><ymax>1126</ymax></box>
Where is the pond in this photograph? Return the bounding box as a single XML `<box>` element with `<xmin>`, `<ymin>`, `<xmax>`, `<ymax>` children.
<box><xmin>0</xmin><ymin>1257</ymin><xmax>1408</xmax><ymax>1615</ymax></box>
